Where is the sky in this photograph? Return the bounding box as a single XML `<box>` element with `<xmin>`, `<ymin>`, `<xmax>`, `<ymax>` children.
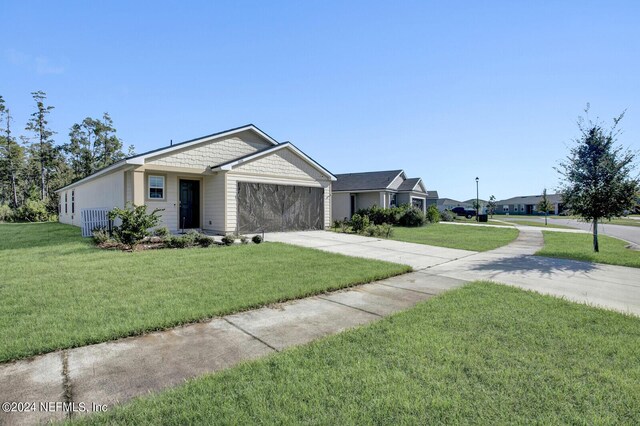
<box><xmin>1</xmin><ymin>1</ymin><xmax>639</xmax><ymax>201</ymax></box>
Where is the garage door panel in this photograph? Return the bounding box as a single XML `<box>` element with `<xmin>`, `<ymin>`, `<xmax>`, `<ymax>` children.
<box><xmin>237</xmin><ymin>182</ymin><xmax>323</xmax><ymax>233</ymax></box>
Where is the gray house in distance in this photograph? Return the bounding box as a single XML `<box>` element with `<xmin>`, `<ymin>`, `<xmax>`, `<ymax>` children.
<box><xmin>494</xmin><ymin>194</ymin><xmax>564</xmax><ymax>215</ymax></box>
<box><xmin>332</xmin><ymin>169</ymin><xmax>428</xmax><ymax>221</ymax></box>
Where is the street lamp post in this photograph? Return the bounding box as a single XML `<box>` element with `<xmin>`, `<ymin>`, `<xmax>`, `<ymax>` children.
<box><xmin>475</xmin><ymin>177</ymin><xmax>479</xmax><ymax>222</ymax></box>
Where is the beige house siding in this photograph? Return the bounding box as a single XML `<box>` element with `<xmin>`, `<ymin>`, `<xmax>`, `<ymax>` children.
<box><xmin>58</xmin><ymin>170</ymin><xmax>126</xmax><ymax>226</ymax></box>
<box><xmin>203</xmin><ymin>172</ymin><xmax>225</xmax><ymax>233</ymax></box>
<box><xmin>146</xmin><ymin>131</ymin><xmax>271</xmax><ymax>170</ymax></box>
<box><xmin>124</xmin><ymin>171</ymin><xmax>133</xmax><ymax>203</ymax></box>
<box><xmin>332</xmin><ymin>192</ymin><xmax>351</xmax><ymax>221</ymax></box>
<box><xmin>389</xmin><ymin>173</ymin><xmax>405</xmax><ymax>190</ymax></box>
<box><xmin>224</xmin><ymin>148</ymin><xmax>332</xmax><ymax>233</ymax></box>
<box><xmin>356</xmin><ymin>192</ymin><xmax>381</xmax><ymax>210</ymax></box>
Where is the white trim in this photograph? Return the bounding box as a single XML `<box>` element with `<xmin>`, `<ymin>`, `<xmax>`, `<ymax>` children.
<box><xmin>148</xmin><ymin>175</ymin><xmax>166</xmax><ymax>200</ymax></box>
<box><xmin>211</xmin><ymin>142</ymin><xmax>336</xmax><ymax>181</ymax></box>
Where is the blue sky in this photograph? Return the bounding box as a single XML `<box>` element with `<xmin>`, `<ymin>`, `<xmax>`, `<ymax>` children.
<box><xmin>1</xmin><ymin>1</ymin><xmax>639</xmax><ymax>201</ymax></box>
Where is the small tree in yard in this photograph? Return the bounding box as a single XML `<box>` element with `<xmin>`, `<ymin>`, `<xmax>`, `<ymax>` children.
<box><xmin>487</xmin><ymin>195</ymin><xmax>497</xmax><ymax>218</ymax></box>
<box><xmin>536</xmin><ymin>188</ymin><xmax>553</xmax><ymax>226</ymax></box>
<box><xmin>108</xmin><ymin>203</ymin><xmax>164</xmax><ymax>247</ymax></box>
<box><xmin>556</xmin><ymin>107</ymin><xmax>639</xmax><ymax>252</ymax></box>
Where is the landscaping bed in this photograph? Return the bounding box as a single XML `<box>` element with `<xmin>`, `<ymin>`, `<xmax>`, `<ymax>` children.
<box><xmin>71</xmin><ymin>282</ymin><xmax>640</xmax><ymax>424</ymax></box>
<box><xmin>0</xmin><ymin>223</ymin><xmax>410</xmax><ymax>362</ymax></box>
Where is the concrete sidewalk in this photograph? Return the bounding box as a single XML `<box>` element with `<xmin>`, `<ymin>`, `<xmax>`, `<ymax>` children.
<box><xmin>0</xmin><ymin>272</ymin><xmax>467</xmax><ymax>426</ymax></box>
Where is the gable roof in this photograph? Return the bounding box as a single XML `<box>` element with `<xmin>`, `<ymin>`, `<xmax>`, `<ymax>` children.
<box><xmin>56</xmin><ymin>124</ymin><xmax>297</xmax><ymax>192</ymax></box>
<box><xmin>333</xmin><ymin>170</ymin><xmax>404</xmax><ymax>191</ymax></box>
<box><xmin>397</xmin><ymin>177</ymin><xmax>427</xmax><ymax>194</ymax></box>
<box><xmin>427</xmin><ymin>190</ymin><xmax>439</xmax><ymax>199</ymax></box>
<box><xmin>211</xmin><ymin>142</ymin><xmax>336</xmax><ymax>181</ymax></box>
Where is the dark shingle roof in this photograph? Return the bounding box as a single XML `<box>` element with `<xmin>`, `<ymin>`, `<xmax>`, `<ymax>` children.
<box><xmin>496</xmin><ymin>194</ymin><xmax>563</xmax><ymax>205</ymax></box>
<box><xmin>333</xmin><ymin>170</ymin><xmax>403</xmax><ymax>191</ymax></box>
<box><xmin>398</xmin><ymin>178</ymin><xmax>421</xmax><ymax>191</ymax></box>
<box><xmin>427</xmin><ymin>190</ymin><xmax>439</xmax><ymax>199</ymax></box>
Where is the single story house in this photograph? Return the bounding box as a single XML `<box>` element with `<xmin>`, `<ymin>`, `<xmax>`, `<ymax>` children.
<box><xmin>331</xmin><ymin>169</ymin><xmax>428</xmax><ymax>221</ymax></box>
<box><xmin>494</xmin><ymin>193</ymin><xmax>564</xmax><ymax>215</ymax></box>
<box><xmin>436</xmin><ymin>197</ymin><xmax>486</xmax><ymax>212</ymax></box>
<box><xmin>56</xmin><ymin>124</ymin><xmax>335</xmax><ymax>234</ymax></box>
<box><xmin>426</xmin><ymin>190</ymin><xmax>439</xmax><ymax>207</ymax></box>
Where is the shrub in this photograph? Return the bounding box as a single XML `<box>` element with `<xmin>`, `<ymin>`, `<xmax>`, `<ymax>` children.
<box><xmin>440</xmin><ymin>209</ymin><xmax>455</xmax><ymax>222</ymax></box>
<box><xmin>240</xmin><ymin>235</ymin><xmax>249</xmax><ymax>244</ymax></box>
<box><xmin>14</xmin><ymin>199</ymin><xmax>51</xmax><ymax>222</ymax></box>
<box><xmin>349</xmin><ymin>213</ymin><xmax>370</xmax><ymax>233</ymax></box>
<box><xmin>252</xmin><ymin>235</ymin><xmax>263</xmax><ymax>244</ymax></box>
<box><xmin>221</xmin><ymin>234</ymin><xmax>236</xmax><ymax>246</ymax></box>
<box><xmin>426</xmin><ymin>205</ymin><xmax>441</xmax><ymax>223</ymax></box>
<box><xmin>153</xmin><ymin>226</ymin><xmax>170</xmax><ymax>237</ymax></box>
<box><xmin>399</xmin><ymin>206</ymin><xmax>425</xmax><ymax>227</ymax></box>
<box><xmin>356</xmin><ymin>205</ymin><xmax>404</xmax><ymax>225</ymax></box>
<box><xmin>362</xmin><ymin>223</ymin><xmax>394</xmax><ymax>238</ymax></box>
<box><xmin>165</xmin><ymin>235</ymin><xmax>191</xmax><ymax>249</ymax></box>
<box><xmin>92</xmin><ymin>228</ymin><xmax>111</xmax><ymax>245</ymax></box>
<box><xmin>0</xmin><ymin>203</ymin><xmax>13</xmax><ymax>222</ymax></box>
<box><xmin>194</xmin><ymin>233</ymin><xmax>214</xmax><ymax>247</ymax></box>
<box><xmin>108</xmin><ymin>203</ymin><xmax>164</xmax><ymax>247</ymax></box>
<box><xmin>332</xmin><ymin>219</ymin><xmax>343</xmax><ymax>229</ymax></box>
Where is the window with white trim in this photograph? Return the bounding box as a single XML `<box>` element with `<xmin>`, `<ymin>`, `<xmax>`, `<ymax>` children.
<box><xmin>65</xmin><ymin>192</ymin><xmax>68</xmax><ymax>214</ymax></box>
<box><xmin>71</xmin><ymin>190</ymin><xmax>75</xmax><ymax>214</ymax></box>
<box><xmin>148</xmin><ymin>175</ymin><xmax>165</xmax><ymax>199</ymax></box>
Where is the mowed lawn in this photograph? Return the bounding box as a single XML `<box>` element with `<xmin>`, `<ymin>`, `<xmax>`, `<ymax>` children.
<box><xmin>72</xmin><ymin>283</ymin><xmax>640</xmax><ymax>425</ymax></box>
<box><xmin>390</xmin><ymin>223</ymin><xmax>519</xmax><ymax>252</ymax></box>
<box><xmin>537</xmin><ymin>231</ymin><xmax>640</xmax><ymax>268</ymax></box>
<box><xmin>0</xmin><ymin>223</ymin><xmax>409</xmax><ymax>362</ymax></box>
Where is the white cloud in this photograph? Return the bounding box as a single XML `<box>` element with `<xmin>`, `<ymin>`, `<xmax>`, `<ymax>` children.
<box><xmin>5</xmin><ymin>49</ymin><xmax>65</xmax><ymax>75</ymax></box>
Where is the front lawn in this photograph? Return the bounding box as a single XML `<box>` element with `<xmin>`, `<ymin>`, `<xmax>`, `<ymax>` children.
<box><xmin>536</xmin><ymin>231</ymin><xmax>640</xmax><ymax>268</ymax></box>
<box><xmin>72</xmin><ymin>282</ymin><xmax>640</xmax><ymax>425</ymax></box>
<box><xmin>390</xmin><ymin>223</ymin><xmax>519</xmax><ymax>252</ymax></box>
<box><xmin>0</xmin><ymin>223</ymin><xmax>409</xmax><ymax>362</ymax></box>
<box><xmin>501</xmin><ymin>219</ymin><xmax>576</xmax><ymax>229</ymax></box>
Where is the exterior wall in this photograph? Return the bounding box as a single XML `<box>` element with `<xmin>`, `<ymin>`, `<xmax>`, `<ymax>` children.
<box><xmin>332</xmin><ymin>192</ymin><xmax>351</xmax><ymax>221</ymax></box>
<box><xmin>58</xmin><ymin>170</ymin><xmax>126</xmax><ymax>226</ymax></box>
<box><xmin>124</xmin><ymin>171</ymin><xmax>133</xmax><ymax>203</ymax></box>
<box><xmin>356</xmin><ymin>192</ymin><xmax>381</xmax><ymax>210</ymax></box>
<box><xmin>203</xmin><ymin>172</ymin><xmax>226</xmax><ymax>233</ymax></box>
<box><xmin>224</xmin><ymin>148</ymin><xmax>332</xmax><ymax>233</ymax></box>
<box><xmin>388</xmin><ymin>173</ymin><xmax>404</xmax><ymax>190</ymax></box>
<box><xmin>146</xmin><ymin>131</ymin><xmax>271</xmax><ymax>170</ymax></box>
<box><xmin>397</xmin><ymin>193</ymin><xmax>410</xmax><ymax>206</ymax></box>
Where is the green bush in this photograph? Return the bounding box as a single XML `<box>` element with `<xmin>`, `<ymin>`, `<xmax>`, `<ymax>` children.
<box><xmin>0</xmin><ymin>203</ymin><xmax>13</xmax><ymax>222</ymax></box>
<box><xmin>153</xmin><ymin>226</ymin><xmax>170</xmax><ymax>237</ymax></box>
<box><xmin>362</xmin><ymin>223</ymin><xmax>394</xmax><ymax>238</ymax></box>
<box><xmin>399</xmin><ymin>206</ymin><xmax>426</xmax><ymax>227</ymax></box>
<box><xmin>252</xmin><ymin>235</ymin><xmax>263</xmax><ymax>244</ymax></box>
<box><xmin>193</xmin><ymin>232</ymin><xmax>214</xmax><ymax>247</ymax></box>
<box><xmin>440</xmin><ymin>210</ymin><xmax>455</xmax><ymax>222</ymax></box>
<box><xmin>221</xmin><ymin>234</ymin><xmax>236</xmax><ymax>246</ymax></box>
<box><xmin>349</xmin><ymin>213</ymin><xmax>370</xmax><ymax>233</ymax></box>
<box><xmin>14</xmin><ymin>199</ymin><xmax>51</xmax><ymax>222</ymax></box>
<box><xmin>108</xmin><ymin>203</ymin><xmax>164</xmax><ymax>246</ymax></box>
<box><xmin>426</xmin><ymin>205</ymin><xmax>441</xmax><ymax>223</ymax></box>
<box><xmin>356</xmin><ymin>205</ymin><xmax>404</xmax><ymax>225</ymax></box>
<box><xmin>165</xmin><ymin>235</ymin><xmax>192</xmax><ymax>249</ymax></box>
<box><xmin>91</xmin><ymin>228</ymin><xmax>111</xmax><ymax>245</ymax></box>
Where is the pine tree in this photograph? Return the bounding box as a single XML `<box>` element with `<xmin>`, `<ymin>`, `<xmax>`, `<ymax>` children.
<box><xmin>24</xmin><ymin>91</ymin><xmax>56</xmax><ymax>201</ymax></box>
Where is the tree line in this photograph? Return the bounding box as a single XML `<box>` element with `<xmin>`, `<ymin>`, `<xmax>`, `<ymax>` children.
<box><xmin>0</xmin><ymin>91</ymin><xmax>133</xmax><ymax>221</ymax></box>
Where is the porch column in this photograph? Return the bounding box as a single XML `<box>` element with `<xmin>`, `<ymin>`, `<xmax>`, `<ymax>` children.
<box><xmin>379</xmin><ymin>192</ymin><xmax>385</xmax><ymax>208</ymax></box>
<box><xmin>132</xmin><ymin>169</ymin><xmax>145</xmax><ymax>206</ymax></box>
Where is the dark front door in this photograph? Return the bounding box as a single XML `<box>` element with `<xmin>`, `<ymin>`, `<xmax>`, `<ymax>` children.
<box><xmin>179</xmin><ymin>179</ymin><xmax>200</xmax><ymax>229</ymax></box>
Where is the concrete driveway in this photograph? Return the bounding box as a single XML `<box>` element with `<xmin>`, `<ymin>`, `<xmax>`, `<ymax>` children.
<box><xmin>266</xmin><ymin>230</ymin><xmax>476</xmax><ymax>270</ymax></box>
<box><xmin>268</xmin><ymin>230</ymin><xmax>640</xmax><ymax>316</ymax></box>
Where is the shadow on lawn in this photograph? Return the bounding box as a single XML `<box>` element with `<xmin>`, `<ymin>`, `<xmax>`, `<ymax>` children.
<box><xmin>468</xmin><ymin>254</ymin><xmax>598</xmax><ymax>278</ymax></box>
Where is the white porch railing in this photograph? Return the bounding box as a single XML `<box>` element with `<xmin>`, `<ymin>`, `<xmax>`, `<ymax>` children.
<box><xmin>80</xmin><ymin>208</ymin><xmax>111</xmax><ymax>237</ymax></box>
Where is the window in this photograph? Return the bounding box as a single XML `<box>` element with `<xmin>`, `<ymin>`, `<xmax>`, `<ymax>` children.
<box><xmin>65</xmin><ymin>192</ymin><xmax>68</xmax><ymax>214</ymax></box>
<box><xmin>390</xmin><ymin>193</ymin><xmax>397</xmax><ymax>207</ymax></box>
<box><xmin>71</xmin><ymin>190</ymin><xmax>75</xmax><ymax>214</ymax></box>
<box><xmin>148</xmin><ymin>175</ymin><xmax>165</xmax><ymax>199</ymax></box>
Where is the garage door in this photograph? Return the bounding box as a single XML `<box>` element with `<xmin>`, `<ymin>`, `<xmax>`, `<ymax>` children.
<box><xmin>237</xmin><ymin>182</ymin><xmax>324</xmax><ymax>233</ymax></box>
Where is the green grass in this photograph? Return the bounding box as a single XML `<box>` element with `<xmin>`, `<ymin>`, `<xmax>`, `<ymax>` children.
<box><xmin>390</xmin><ymin>223</ymin><xmax>519</xmax><ymax>252</ymax></box>
<box><xmin>603</xmin><ymin>217</ymin><xmax>640</xmax><ymax>227</ymax></box>
<box><xmin>537</xmin><ymin>231</ymin><xmax>640</xmax><ymax>268</ymax></box>
<box><xmin>70</xmin><ymin>282</ymin><xmax>640</xmax><ymax>425</ymax></box>
<box><xmin>0</xmin><ymin>223</ymin><xmax>409</xmax><ymax>363</ymax></box>
<box><xmin>452</xmin><ymin>216</ymin><xmax>515</xmax><ymax>226</ymax></box>
<box><xmin>500</xmin><ymin>219</ymin><xmax>576</xmax><ymax>229</ymax></box>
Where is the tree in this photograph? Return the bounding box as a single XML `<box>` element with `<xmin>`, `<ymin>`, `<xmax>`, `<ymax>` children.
<box><xmin>556</xmin><ymin>107</ymin><xmax>639</xmax><ymax>252</ymax></box>
<box><xmin>487</xmin><ymin>195</ymin><xmax>497</xmax><ymax>218</ymax></box>
<box><xmin>65</xmin><ymin>113</ymin><xmax>125</xmax><ymax>181</ymax></box>
<box><xmin>24</xmin><ymin>91</ymin><xmax>56</xmax><ymax>201</ymax></box>
<box><xmin>536</xmin><ymin>188</ymin><xmax>553</xmax><ymax>225</ymax></box>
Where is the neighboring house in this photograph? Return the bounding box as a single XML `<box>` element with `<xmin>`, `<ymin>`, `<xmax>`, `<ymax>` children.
<box><xmin>426</xmin><ymin>190</ymin><xmax>439</xmax><ymax>207</ymax></box>
<box><xmin>331</xmin><ymin>170</ymin><xmax>428</xmax><ymax>221</ymax></box>
<box><xmin>494</xmin><ymin>193</ymin><xmax>564</xmax><ymax>215</ymax></box>
<box><xmin>436</xmin><ymin>198</ymin><xmax>470</xmax><ymax>212</ymax></box>
<box><xmin>56</xmin><ymin>124</ymin><xmax>335</xmax><ymax>234</ymax></box>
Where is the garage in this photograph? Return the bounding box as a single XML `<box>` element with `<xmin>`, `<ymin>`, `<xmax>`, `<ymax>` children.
<box><xmin>237</xmin><ymin>182</ymin><xmax>324</xmax><ymax>233</ymax></box>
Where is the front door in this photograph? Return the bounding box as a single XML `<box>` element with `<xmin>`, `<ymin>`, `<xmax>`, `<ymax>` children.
<box><xmin>179</xmin><ymin>179</ymin><xmax>200</xmax><ymax>229</ymax></box>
